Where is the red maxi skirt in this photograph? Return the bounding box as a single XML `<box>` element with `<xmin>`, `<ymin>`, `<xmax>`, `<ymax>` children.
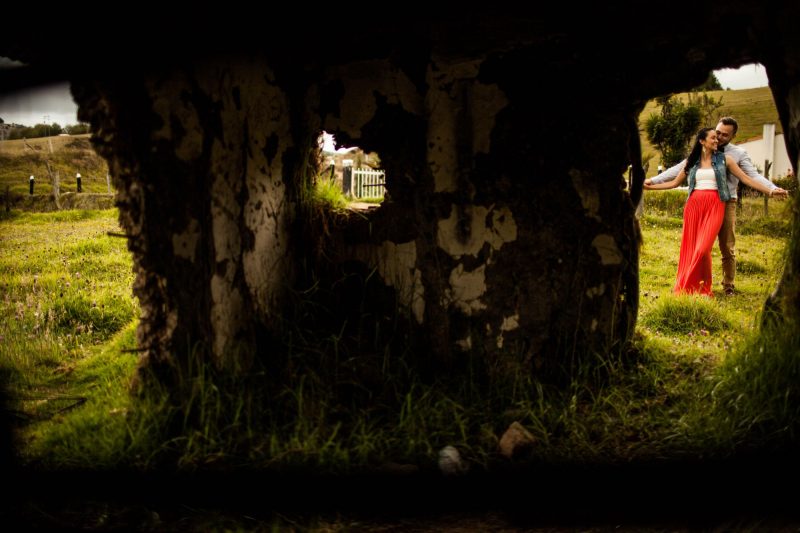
<box><xmin>674</xmin><ymin>189</ymin><xmax>726</xmax><ymax>296</ymax></box>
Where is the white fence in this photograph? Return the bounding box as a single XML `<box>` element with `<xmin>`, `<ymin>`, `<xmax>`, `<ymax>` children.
<box><xmin>351</xmin><ymin>167</ymin><xmax>386</xmax><ymax>199</ymax></box>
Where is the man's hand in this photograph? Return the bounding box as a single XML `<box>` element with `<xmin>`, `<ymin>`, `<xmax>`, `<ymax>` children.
<box><xmin>644</xmin><ymin>179</ymin><xmax>652</xmax><ymax>186</ymax></box>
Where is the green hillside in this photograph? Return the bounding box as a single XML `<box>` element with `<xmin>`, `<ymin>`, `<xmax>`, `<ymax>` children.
<box><xmin>638</xmin><ymin>86</ymin><xmax>780</xmax><ymax>176</ymax></box>
<box><xmin>0</xmin><ymin>134</ymin><xmax>111</xmax><ymax>199</ymax></box>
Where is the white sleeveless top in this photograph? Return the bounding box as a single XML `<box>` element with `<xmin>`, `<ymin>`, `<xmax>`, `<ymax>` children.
<box><xmin>694</xmin><ymin>168</ymin><xmax>718</xmax><ymax>190</ymax></box>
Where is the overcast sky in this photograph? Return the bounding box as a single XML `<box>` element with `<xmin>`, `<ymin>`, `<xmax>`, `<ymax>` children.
<box><xmin>0</xmin><ymin>81</ymin><xmax>79</xmax><ymax>127</ymax></box>
<box><xmin>0</xmin><ymin>62</ymin><xmax>771</xmax><ymax>128</ymax></box>
<box><xmin>714</xmin><ymin>63</ymin><xmax>769</xmax><ymax>90</ymax></box>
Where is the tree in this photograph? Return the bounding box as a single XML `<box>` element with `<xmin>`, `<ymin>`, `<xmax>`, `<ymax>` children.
<box><xmin>687</xmin><ymin>91</ymin><xmax>724</xmax><ymax>125</ymax></box>
<box><xmin>65</xmin><ymin>123</ymin><xmax>90</xmax><ymax>135</ymax></box>
<box><xmin>694</xmin><ymin>72</ymin><xmax>723</xmax><ymax>91</ymax></box>
<box><xmin>645</xmin><ymin>95</ymin><xmax>702</xmax><ymax>167</ymax></box>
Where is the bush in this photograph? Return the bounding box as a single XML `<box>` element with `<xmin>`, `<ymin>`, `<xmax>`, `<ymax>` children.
<box><xmin>642</xmin><ymin>189</ymin><xmax>687</xmax><ymax>218</ymax></box>
<box><xmin>773</xmin><ymin>174</ymin><xmax>797</xmax><ymax>193</ymax></box>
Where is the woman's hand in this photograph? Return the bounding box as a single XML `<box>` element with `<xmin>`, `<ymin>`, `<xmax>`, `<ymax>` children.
<box><xmin>769</xmin><ymin>187</ymin><xmax>789</xmax><ymax>199</ymax></box>
<box><xmin>643</xmin><ymin>172</ymin><xmax>685</xmax><ymax>190</ymax></box>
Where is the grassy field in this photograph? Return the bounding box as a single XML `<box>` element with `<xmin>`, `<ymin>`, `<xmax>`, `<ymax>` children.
<box><xmin>638</xmin><ymin>190</ymin><xmax>791</xmax><ymax>358</ymax></box>
<box><xmin>0</xmin><ymin>209</ymin><xmax>138</xmax><ymax>464</ymax></box>
<box><xmin>0</xmin><ymin>134</ymin><xmax>111</xmax><ymax>197</ymax></box>
<box><xmin>639</xmin><ymin>86</ymin><xmax>781</xmax><ymax>176</ymax></box>
<box><xmin>0</xmin><ymin>195</ymin><xmax>794</xmax><ymax>475</ymax></box>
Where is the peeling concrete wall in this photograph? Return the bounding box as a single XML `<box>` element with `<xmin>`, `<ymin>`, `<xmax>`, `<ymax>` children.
<box><xmin>59</xmin><ymin>5</ymin><xmax>800</xmax><ymax>386</ymax></box>
<box><xmin>348</xmin><ymin>240</ymin><xmax>425</xmax><ymax>324</ymax></box>
<box><xmin>75</xmin><ymin>57</ymin><xmax>297</xmax><ymax>377</ymax></box>
<box><xmin>425</xmin><ymin>58</ymin><xmax>509</xmax><ymax>193</ymax></box>
<box><xmin>319</xmin><ymin>42</ymin><xmax>640</xmax><ymax>376</ymax></box>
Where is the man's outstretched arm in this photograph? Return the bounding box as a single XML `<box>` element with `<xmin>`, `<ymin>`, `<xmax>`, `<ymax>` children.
<box><xmin>646</xmin><ymin>160</ymin><xmax>685</xmax><ymax>185</ymax></box>
<box><xmin>736</xmin><ymin>151</ymin><xmax>778</xmax><ymax>191</ymax></box>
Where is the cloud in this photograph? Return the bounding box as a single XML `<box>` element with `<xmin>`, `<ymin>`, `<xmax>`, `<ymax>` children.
<box><xmin>713</xmin><ymin>63</ymin><xmax>769</xmax><ymax>90</ymax></box>
<box><xmin>0</xmin><ymin>82</ymin><xmax>78</xmax><ymax>126</ymax></box>
<box><xmin>0</xmin><ymin>56</ymin><xmax>25</xmax><ymax>69</ymax></box>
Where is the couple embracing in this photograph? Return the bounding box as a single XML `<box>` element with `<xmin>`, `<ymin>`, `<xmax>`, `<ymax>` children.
<box><xmin>644</xmin><ymin>117</ymin><xmax>790</xmax><ymax>297</ymax></box>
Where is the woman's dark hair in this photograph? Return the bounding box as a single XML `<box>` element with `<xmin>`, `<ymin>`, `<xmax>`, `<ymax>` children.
<box><xmin>683</xmin><ymin>127</ymin><xmax>716</xmax><ymax>174</ymax></box>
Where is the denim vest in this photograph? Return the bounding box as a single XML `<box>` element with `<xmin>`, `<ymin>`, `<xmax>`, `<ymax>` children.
<box><xmin>686</xmin><ymin>152</ymin><xmax>730</xmax><ymax>201</ymax></box>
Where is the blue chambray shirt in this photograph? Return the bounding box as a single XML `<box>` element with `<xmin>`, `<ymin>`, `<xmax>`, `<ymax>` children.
<box><xmin>686</xmin><ymin>151</ymin><xmax>731</xmax><ymax>201</ymax></box>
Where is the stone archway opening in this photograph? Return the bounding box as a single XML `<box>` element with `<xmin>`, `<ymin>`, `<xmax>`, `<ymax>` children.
<box><xmin>318</xmin><ymin>131</ymin><xmax>387</xmax><ymax>207</ymax></box>
<box><xmin>633</xmin><ymin>65</ymin><xmax>795</xmax><ymax>366</ymax></box>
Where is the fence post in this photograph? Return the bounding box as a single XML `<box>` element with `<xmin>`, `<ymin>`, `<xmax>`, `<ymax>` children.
<box><xmin>76</xmin><ymin>172</ymin><xmax>82</xmax><ymax>193</ymax></box>
<box><xmin>29</xmin><ymin>175</ymin><xmax>34</xmax><ymax>195</ymax></box>
<box><xmin>106</xmin><ymin>172</ymin><xmax>111</xmax><ymax>194</ymax></box>
<box><xmin>762</xmin><ymin>123</ymin><xmax>776</xmax><ymax>217</ymax></box>
<box><xmin>53</xmin><ymin>170</ymin><xmax>60</xmax><ymax>210</ymax></box>
<box><xmin>342</xmin><ymin>159</ymin><xmax>353</xmax><ymax>197</ymax></box>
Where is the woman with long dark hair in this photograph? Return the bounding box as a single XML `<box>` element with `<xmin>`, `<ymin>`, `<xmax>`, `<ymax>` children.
<box><xmin>644</xmin><ymin>127</ymin><xmax>787</xmax><ymax>295</ymax></box>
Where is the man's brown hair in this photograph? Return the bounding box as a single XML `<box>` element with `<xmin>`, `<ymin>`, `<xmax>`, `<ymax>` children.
<box><xmin>719</xmin><ymin>116</ymin><xmax>739</xmax><ymax>135</ymax></box>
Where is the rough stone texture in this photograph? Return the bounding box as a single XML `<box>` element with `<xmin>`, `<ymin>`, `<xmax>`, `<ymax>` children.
<box><xmin>5</xmin><ymin>5</ymin><xmax>800</xmax><ymax>387</ymax></box>
<box><xmin>69</xmin><ymin>57</ymin><xmax>299</xmax><ymax>384</ymax></box>
<box><xmin>499</xmin><ymin>421</ymin><xmax>536</xmax><ymax>460</ymax></box>
<box><xmin>759</xmin><ymin>15</ymin><xmax>800</xmax><ymax>320</ymax></box>
<box><xmin>318</xmin><ymin>42</ymin><xmax>642</xmax><ymax>377</ymax></box>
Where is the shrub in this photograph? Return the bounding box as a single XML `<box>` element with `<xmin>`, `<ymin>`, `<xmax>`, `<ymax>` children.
<box><xmin>773</xmin><ymin>174</ymin><xmax>797</xmax><ymax>193</ymax></box>
<box><xmin>642</xmin><ymin>189</ymin><xmax>687</xmax><ymax>218</ymax></box>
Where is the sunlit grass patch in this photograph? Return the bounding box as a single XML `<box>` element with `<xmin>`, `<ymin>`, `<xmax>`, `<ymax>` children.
<box><xmin>641</xmin><ymin>294</ymin><xmax>733</xmax><ymax>335</ymax></box>
<box><xmin>738</xmin><ymin>215</ymin><xmax>791</xmax><ymax>237</ymax></box>
<box><xmin>681</xmin><ymin>316</ymin><xmax>800</xmax><ymax>455</ymax></box>
<box><xmin>736</xmin><ymin>258</ymin><xmax>767</xmax><ymax>274</ymax></box>
<box><xmin>313</xmin><ymin>177</ymin><xmax>349</xmax><ymax>212</ymax></box>
<box><xmin>0</xmin><ymin>208</ymin><xmax>140</xmax><ymax>465</ymax></box>
<box><xmin>642</xmin><ymin>189</ymin><xmax>687</xmax><ymax>218</ymax></box>
<box><xmin>21</xmin><ymin>323</ymin><xmax>148</xmax><ymax>469</ymax></box>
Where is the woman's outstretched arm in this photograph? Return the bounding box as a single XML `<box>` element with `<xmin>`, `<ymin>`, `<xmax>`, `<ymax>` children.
<box><xmin>644</xmin><ymin>169</ymin><xmax>687</xmax><ymax>190</ymax></box>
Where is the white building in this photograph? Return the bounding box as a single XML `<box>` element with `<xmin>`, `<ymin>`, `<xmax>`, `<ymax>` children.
<box><xmin>737</xmin><ymin>128</ymin><xmax>792</xmax><ymax>179</ymax></box>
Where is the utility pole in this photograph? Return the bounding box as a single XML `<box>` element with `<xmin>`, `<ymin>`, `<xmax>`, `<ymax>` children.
<box><xmin>43</xmin><ymin>114</ymin><xmax>53</xmax><ymax>153</ymax></box>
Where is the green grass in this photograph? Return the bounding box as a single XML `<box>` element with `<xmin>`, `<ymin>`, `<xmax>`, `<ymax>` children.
<box><xmin>0</xmin><ymin>134</ymin><xmax>111</xmax><ymax>198</ymax></box>
<box><xmin>312</xmin><ymin>177</ymin><xmax>349</xmax><ymax>212</ymax></box>
<box><xmin>641</xmin><ymin>295</ymin><xmax>733</xmax><ymax>335</ymax></box>
<box><xmin>21</xmin><ymin>324</ymin><xmax>145</xmax><ymax>468</ymax></box>
<box><xmin>638</xmin><ymin>196</ymin><xmax>789</xmax><ymax>358</ymax></box>
<box><xmin>1</xmin><ymin>195</ymin><xmax>795</xmax><ymax>473</ymax></box>
<box><xmin>0</xmin><ymin>209</ymin><xmax>139</xmax><ymax>464</ymax></box>
<box><xmin>678</xmin><ymin>315</ymin><xmax>800</xmax><ymax>455</ymax></box>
